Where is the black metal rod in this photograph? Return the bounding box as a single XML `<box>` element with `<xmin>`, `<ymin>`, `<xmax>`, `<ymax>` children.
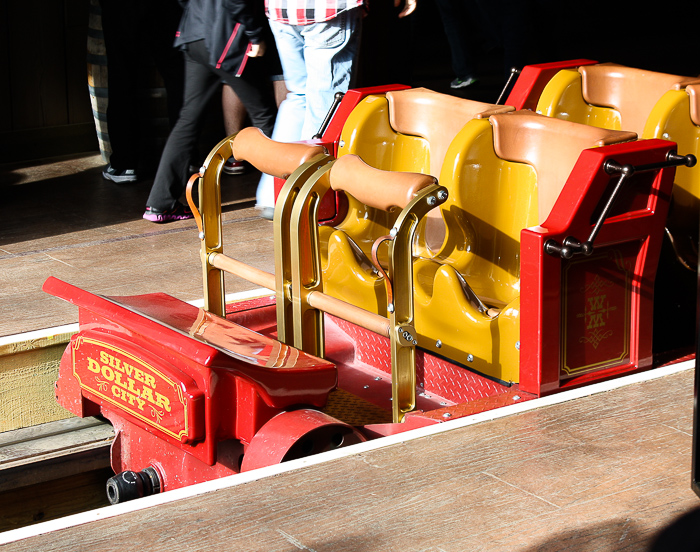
<box><xmin>693</xmin><ymin>207</ymin><xmax>700</xmax><ymax>497</ymax></box>
<box><xmin>313</xmin><ymin>92</ymin><xmax>345</xmax><ymax>140</ymax></box>
<box><xmin>496</xmin><ymin>67</ymin><xmax>521</xmax><ymax>106</ymax></box>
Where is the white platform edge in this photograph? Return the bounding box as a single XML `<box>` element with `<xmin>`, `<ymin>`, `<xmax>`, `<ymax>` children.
<box><xmin>0</xmin><ymin>288</ymin><xmax>695</xmax><ymax>544</ymax></box>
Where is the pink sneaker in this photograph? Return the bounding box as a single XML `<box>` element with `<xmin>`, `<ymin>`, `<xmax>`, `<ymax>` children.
<box><xmin>143</xmin><ymin>202</ymin><xmax>193</xmax><ymax>223</ymax></box>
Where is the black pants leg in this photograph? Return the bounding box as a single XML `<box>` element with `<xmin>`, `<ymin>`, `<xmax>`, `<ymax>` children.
<box><xmin>224</xmin><ymin>57</ymin><xmax>276</xmax><ymax>138</ymax></box>
<box><xmin>146</xmin><ymin>40</ymin><xmax>277</xmax><ymax>211</ymax></box>
<box><xmin>146</xmin><ymin>41</ymin><xmax>222</xmax><ymax>211</ymax></box>
<box><xmin>100</xmin><ymin>0</ymin><xmax>183</xmax><ymax>172</ymax></box>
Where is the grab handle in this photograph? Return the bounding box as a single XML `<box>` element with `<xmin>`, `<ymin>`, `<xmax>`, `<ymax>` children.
<box><xmin>544</xmin><ymin>151</ymin><xmax>697</xmax><ymax>259</ymax></box>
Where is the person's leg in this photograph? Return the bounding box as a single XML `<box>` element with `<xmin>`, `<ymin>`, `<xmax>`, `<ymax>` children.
<box><xmin>256</xmin><ymin>20</ymin><xmax>307</xmax><ymax>211</ymax></box>
<box><xmin>100</xmin><ymin>0</ymin><xmax>142</xmax><ymax>175</ymax></box>
<box><xmin>226</xmin><ymin>58</ymin><xmax>277</xmax><ymax>138</ymax></box>
<box><xmin>145</xmin><ymin>0</ymin><xmax>185</xmax><ymax>128</ymax></box>
<box><xmin>300</xmin><ymin>8</ymin><xmax>362</xmax><ymax>138</ymax></box>
<box><xmin>222</xmin><ymin>84</ymin><xmax>247</xmax><ymax>136</ymax></box>
<box><xmin>267</xmin><ymin>20</ymin><xmax>307</xmax><ymax>142</ymax></box>
<box><xmin>273</xmin><ymin>78</ymin><xmax>288</xmax><ymax>107</ymax></box>
<box><xmin>433</xmin><ymin>0</ymin><xmax>477</xmax><ymax>84</ymax></box>
<box><xmin>146</xmin><ymin>40</ymin><xmax>220</xmax><ymax>213</ymax></box>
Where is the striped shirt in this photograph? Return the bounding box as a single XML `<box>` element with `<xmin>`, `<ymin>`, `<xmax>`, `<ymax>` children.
<box><xmin>266</xmin><ymin>0</ymin><xmax>363</xmax><ymax>25</ymax></box>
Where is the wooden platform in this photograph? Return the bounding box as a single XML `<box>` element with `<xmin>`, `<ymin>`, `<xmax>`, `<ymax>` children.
<box><xmin>1</xmin><ymin>155</ymin><xmax>698</xmax><ymax>550</ymax></box>
<box><xmin>1</xmin><ymin>364</ymin><xmax>697</xmax><ymax>551</ymax></box>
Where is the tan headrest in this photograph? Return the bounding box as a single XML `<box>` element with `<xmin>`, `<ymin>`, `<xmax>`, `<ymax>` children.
<box><xmin>490</xmin><ymin>111</ymin><xmax>637</xmax><ymax>223</ymax></box>
<box><xmin>386</xmin><ymin>88</ymin><xmax>514</xmax><ymax>177</ymax></box>
<box><xmin>687</xmin><ymin>85</ymin><xmax>700</xmax><ymax>127</ymax></box>
<box><xmin>579</xmin><ymin>63</ymin><xmax>700</xmax><ymax>135</ymax></box>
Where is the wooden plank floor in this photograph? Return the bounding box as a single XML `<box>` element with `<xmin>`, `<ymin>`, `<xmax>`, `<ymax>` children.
<box><xmin>2</xmin><ymin>367</ymin><xmax>697</xmax><ymax>551</ymax></box>
<box><xmin>0</xmin><ymin>154</ymin><xmax>275</xmax><ymax>338</ymax></box>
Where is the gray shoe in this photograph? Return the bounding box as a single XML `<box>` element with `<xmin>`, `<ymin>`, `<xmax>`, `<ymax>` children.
<box><xmin>258</xmin><ymin>207</ymin><xmax>274</xmax><ymax>221</ymax></box>
<box><xmin>450</xmin><ymin>76</ymin><xmax>478</xmax><ymax>89</ymax></box>
<box><xmin>103</xmin><ymin>164</ymin><xmax>138</xmax><ymax>183</ymax></box>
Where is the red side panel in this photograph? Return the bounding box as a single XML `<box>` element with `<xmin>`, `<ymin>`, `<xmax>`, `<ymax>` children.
<box><xmin>506</xmin><ymin>59</ymin><xmax>598</xmax><ymax>110</ymax></box>
<box><xmin>519</xmin><ymin>139</ymin><xmax>677</xmax><ymax>395</ymax></box>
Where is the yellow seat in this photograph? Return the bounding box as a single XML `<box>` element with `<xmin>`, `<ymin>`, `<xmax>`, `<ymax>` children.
<box><xmin>536</xmin><ymin>63</ymin><xmax>700</xmax><ymax>265</ymax></box>
<box><xmin>319</xmin><ymin>88</ymin><xmax>513</xmax><ymax>315</ymax></box>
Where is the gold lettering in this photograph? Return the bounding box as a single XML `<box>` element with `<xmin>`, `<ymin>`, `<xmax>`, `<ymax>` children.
<box><xmin>143</xmin><ymin>373</ymin><xmax>156</xmax><ymax>389</ymax></box>
<box><xmin>587</xmin><ymin>295</ymin><xmax>606</xmax><ymax>311</ymax></box>
<box><xmin>133</xmin><ymin>367</ymin><xmax>145</xmax><ymax>384</ymax></box>
<box><xmin>101</xmin><ymin>365</ymin><xmax>115</xmax><ymax>381</ymax></box>
<box><xmin>588</xmin><ymin>313</ymin><xmax>605</xmax><ymax>329</ymax></box>
<box><xmin>140</xmin><ymin>386</ymin><xmax>154</xmax><ymax>404</ymax></box>
<box><xmin>87</xmin><ymin>357</ymin><xmax>101</xmax><ymax>373</ymax></box>
<box><xmin>89</xmin><ymin>348</ymin><xmax>169</xmax><ymax>416</ymax></box>
<box><xmin>155</xmin><ymin>392</ymin><xmax>172</xmax><ymax>413</ymax></box>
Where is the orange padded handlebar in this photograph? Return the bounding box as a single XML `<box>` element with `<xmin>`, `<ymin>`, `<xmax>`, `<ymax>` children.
<box><xmin>329</xmin><ymin>154</ymin><xmax>437</xmax><ymax>211</ymax></box>
<box><xmin>231</xmin><ymin>127</ymin><xmax>327</xmax><ymax>179</ymax></box>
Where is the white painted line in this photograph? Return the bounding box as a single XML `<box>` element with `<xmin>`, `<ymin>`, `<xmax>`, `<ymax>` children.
<box><xmin>1</xmin><ymin>357</ymin><xmax>693</xmax><ymax>545</ymax></box>
<box><xmin>188</xmin><ymin>288</ymin><xmax>273</xmax><ymax>308</ymax></box>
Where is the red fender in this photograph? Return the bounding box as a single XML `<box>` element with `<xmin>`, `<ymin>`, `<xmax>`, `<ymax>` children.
<box><xmin>241</xmin><ymin>409</ymin><xmax>365</xmax><ymax>472</ymax></box>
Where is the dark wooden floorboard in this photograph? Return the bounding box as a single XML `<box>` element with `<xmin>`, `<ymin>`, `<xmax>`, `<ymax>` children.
<box><xmin>0</xmin><ymin>155</ymin><xmax>273</xmax><ymax>337</ymax></box>
<box><xmin>2</xmin><ymin>368</ymin><xmax>696</xmax><ymax>551</ymax></box>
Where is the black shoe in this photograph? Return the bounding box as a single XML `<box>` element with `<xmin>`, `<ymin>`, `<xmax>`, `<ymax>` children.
<box><xmin>103</xmin><ymin>164</ymin><xmax>138</xmax><ymax>183</ymax></box>
<box><xmin>223</xmin><ymin>157</ymin><xmax>246</xmax><ymax>175</ymax></box>
<box><xmin>143</xmin><ymin>202</ymin><xmax>193</xmax><ymax>223</ymax></box>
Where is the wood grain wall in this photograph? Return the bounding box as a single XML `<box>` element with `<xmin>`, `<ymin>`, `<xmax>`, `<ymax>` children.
<box><xmin>0</xmin><ymin>0</ymin><xmax>98</xmax><ymax>164</ymax></box>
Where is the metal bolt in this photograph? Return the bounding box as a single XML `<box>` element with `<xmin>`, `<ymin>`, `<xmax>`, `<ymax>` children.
<box><xmin>413</xmin><ymin>340</ymin><xmax>418</xmax><ymax>345</ymax></box>
<box><xmin>437</xmin><ymin>190</ymin><xmax>448</xmax><ymax>201</ymax></box>
<box><xmin>442</xmin><ymin>413</ymin><xmax>452</xmax><ymax>419</ymax></box>
<box><xmin>515</xmin><ymin>341</ymin><xmax>520</xmax><ymax>350</ymax></box>
<box><xmin>427</xmin><ymin>196</ymin><xmax>437</xmax><ymax>206</ymax></box>
<box><xmin>512</xmin><ymin>395</ymin><xmax>521</xmax><ymax>401</ymax></box>
<box><xmin>339</xmin><ymin>140</ymin><xmax>345</xmax><ymax>148</ymax></box>
<box><xmin>374</xmin><ymin>376</ymin><xmax>382</xmax><ymax>381</ymax></box>
<box><xmin>363</xmin><ymin>385</ymin><xmax>370</xmax><ymax>389</ymax></box>
<box><xmin>467</xmin><ymin>354</ymin><xmax>474</xmax><ymax>363</ymax></box>
<box><xmin>435</xmin><ymin>340</ymin><xmax>442</xmax><ymax>348</ymax></box>
<box><xmin>439</xmin><ymin>402</ymin><xmax>447</xmax><ymax>406</ymax></box>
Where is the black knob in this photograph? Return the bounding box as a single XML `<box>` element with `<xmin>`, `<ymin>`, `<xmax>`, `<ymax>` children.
<box><xmin>106</xmin><ymin>467</ymin><xmax>161</xmax><ymax>504</ymax></box>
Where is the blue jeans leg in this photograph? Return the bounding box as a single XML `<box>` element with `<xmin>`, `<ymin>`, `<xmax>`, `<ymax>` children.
<box><xmin>257</xmin><ymin>10</ymin><xmax>362</xmax><ymax>208</ymax></box>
